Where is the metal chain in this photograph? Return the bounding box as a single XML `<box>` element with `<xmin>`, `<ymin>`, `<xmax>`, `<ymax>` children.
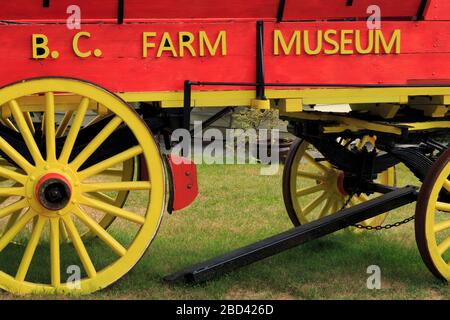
<box><xmin>339</xmin><ymin>194</ymin><xmax>415</xmax><ymax>231</ymax></box>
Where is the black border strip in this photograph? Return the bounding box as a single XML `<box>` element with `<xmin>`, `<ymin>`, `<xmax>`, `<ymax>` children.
<box><xmin>276</xmin><ymin>0</ymin><xmax>286</xmax><ymax>23</ymax></box>
<box><xmin>118</xmin><ymin>0</ymin><xmax>124</xmax><ymax>24</ymax></box>
<box><xmin>43</xmin><ymin>0</ymin><xmax>50</xmax><ymax>7</ymax></box>
<box><xmin>256</xmin><ymin>21</ymin><xmax>266</xmax><ymax>100</ymax></box>
<box><xmin>417</xmin><ymin>0</ymin><xmax>428</xmax><ymax>20</ymax></box>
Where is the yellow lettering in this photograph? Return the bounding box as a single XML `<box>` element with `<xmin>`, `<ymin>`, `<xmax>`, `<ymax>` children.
<box><xmin>304</xmin><ymin>30</ymin><xmax>323</xmax><ymax>55</ymax></box>
<box><xmin>32</xmin><ymin>34</ymin><xmax>50</xmax><ymax>59</ymax></box>
<box><xmin>179</xmin><ymin>32</ymin><xmax>196</xmax><ymax>57</ymax></box>
<box><xmin>323</xmin><ymin>30</ymin><xmax>339</xmax><ymax>55</ymax></box>
<box><xmin>157</xmin><ymin>32</ymin><xmax>178</xmax><ymax>57</ymax></box>
<box><xmin>73</xmin><ymin>31</ymin><xmax>92</xmax><ymax>58</ymax></box>
<box><xmin>199</xmin><ymin>31</ymin><xmax>226</xmax><ymax>57</ymax></box>
<box><xmin>375</xmin><ymin>29</ymin><xmax>401</xmax><ymax>54</ymax></box>
<box><xmin>355</xmin><ymin>30</ymin><xmax>374</xmax><ymax>54</ymax></box>
<box><xmin>143</xmin><ymin>32</ymin><xmax>156</xmax><ymax>58</ymax></box>
<box><xmin>274</xmin><ymin>30</ymin><xmax>300</xmax><ymax>55</ymax></box>
<box><xmin>340</xmin><ymin>30</ymin><xmax>354</xmax><ymax>55</ymax></box>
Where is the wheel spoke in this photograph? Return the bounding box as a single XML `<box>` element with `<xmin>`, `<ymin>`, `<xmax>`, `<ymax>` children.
<box><xmin>59</xmin><ymin>220</ymin><xmax>69</xmax><ymax>243</ymax></box>
<box><xmin>78</xmin><ymin>146</ymin><xmax>142</xmax><ymax>181</ymax></box>
<box><xmin>0</xmin><ymin>187</ymin><xmax>25</xmax><ymax>197</ymax></box>
<box><xmin>303</xmin><ymin>152</ymin><xmax>329</xmax><ymax>172</ymax></box>
<box><xmin>2</xmin><ymin>118</ymin><xmax>18</xmax><ymax>131</ymax></box>
<box><xmin>70</xmin><ymin>116</ymin><xmax>123</xmax><ymax>171</ymax></box>
<box><xmin>45</xmin><ymin>92</ymin><xmax>56</xmax><ymax>162</ymax></box>
<box><xmin>444</xmin><ymin>180</ymin><xmax>450</xmax><ymax>193</ymax></box>
<box><xmin>0</xmin><ymin>198</ymin><xmax>28</xmax><ymax>219</ymax></box>
<box><xmin>3</xmin><ymin>211</ymin><xmax>21</xmax><ymax>235</ymax></box>
<box><xmin>318</xmin><ymin>197</ymin><xmax>333</xmax><ymax>219</ymax></box>
<box><xmin>434</xmin><ymin>220</ymin><xmax>450</xmax><ymax>233</ymax></box>
<box><xmin>49</xmin><ymin>218</ymin><xmax>61</xmax><ymax>286</ymax></box>
<box><xmin>296</xmin><ymin>183</ymin><xmax>325</xmax><ymax>197</ymax></box>
<box><xmin>0</xmin><ymin>209</ymin><xmax>36</xmax><ymax>251</ymax></box>
<box><xmin>23</xmin><ymin>112</ymin><xmax>35</xmax><ymax>135</ymax></box>
<box><xmin>73</xmin><ymin>206</ymin><xmax>127</xmax><ymax>257</ymax></box>
<box><xmin>330</xmin><ymin>198</ymin><xmax>339</xmax><ymax>214</ymax></box>
<box><xmin>15</xmin><ymin>216</ymin><xmax>46</xmax><ymax>281</ymax></box>
<box><xmin>436</xmin><ymin>202</ymin><xmax>450</xmax><ymax>212</ymax></box>
<box><xmin>302</xmin><ymin>192</ymin><xmax>328</xmax><ymax>217</ymax></box>
<box><xmin>9</xmin><ymin>99</ymin><xmax>44</xmax><ymax>165</ymax></box>
<box><xmin>59</xmin><ymin>97</ymin><xmax>89</xmax><ymax>164</ymax></box>
<box><xmin>0</xmin><ymin>136</ymin><xmax>34</xmax><ymax>173</ymax></box>
<box><xmin>297</xmin><ymin>171</ymin><xmax>325</xmax><ymax>181</ymax></box>
<box><xmin>55</xmin><ymin>111</ymin><xmax>74</xmax><ymax>138</ymax></box>
<box><xmin>438</xmin><ymin>236</ymin><xmax>450</xmax><ymax>255</ymax></box>
<box><xmin>79</xmin><ymin>195</ymin><xmax>145</xmax><ymax>224</ymax></box>
<box><xmin>62</xmin><ymin>215</ymin><xmax>97</xmax><ymax>278</ymax></box>
<box><xmin>81</xmin><ymin>181</ymin><xmax>150</xmax><ymax>193</ymax></box>
<box><xmin>0</xmin><ymin>166</ymin><xmax>27</xmax><ymax>184</ymax></box>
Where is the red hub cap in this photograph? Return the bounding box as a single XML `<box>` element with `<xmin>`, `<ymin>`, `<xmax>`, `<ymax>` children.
<box><xmin>336</xmin><ymin>172</ymin><xmax>348</xmax><ymax>196</ymax></box>
<box><xmin>35</xmin><ymin>173</ymin><xmax>72</xmax><ymax>211</ymax></box>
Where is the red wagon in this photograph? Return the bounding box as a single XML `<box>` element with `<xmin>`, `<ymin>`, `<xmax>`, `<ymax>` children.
<box><xmin>0</xmin><ymin>0</ymin><xmax>449</xmax><ymax>294</ymax></box>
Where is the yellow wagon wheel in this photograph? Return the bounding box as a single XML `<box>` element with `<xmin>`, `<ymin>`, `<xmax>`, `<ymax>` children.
<box><xmin>0</xmin><ymin>78</ymin><xmax>165</xmax><ymax>295</ymax></box>
<box><xmin>415</xmin><ymin>147</ymin><xmax>450</xmax><ymax>281</ymax></box>
<box><xmin>282</xmin><ymin>138</ymin><xmax>396</xmax><ymax>227</ymax></box>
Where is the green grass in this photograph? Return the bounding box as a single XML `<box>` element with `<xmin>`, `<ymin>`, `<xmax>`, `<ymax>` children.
<box><xmin>0</xmin><ymin>163</ymin><xmax>449</xmax><ymax>300</ymax></box>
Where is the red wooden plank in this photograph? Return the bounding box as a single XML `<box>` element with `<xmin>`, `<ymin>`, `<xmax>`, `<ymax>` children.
<box><xmin>424</xmin><ymin>0</ymin><xmax>450</xmax><ymax>20</ymax></box>
<box><xmin>0</xmin><ymin>0</ymin><xmax>279</xmax><ymax>23</ymax></box>
<box><xmin>0</xmin><ymin>21</ymin><xmax>449</xmax><ymax>93</ymax></box>
<box><xmin>283</xmin><ymin>0</ymin><xmax>423</xmax><ymax>21</ymax></box>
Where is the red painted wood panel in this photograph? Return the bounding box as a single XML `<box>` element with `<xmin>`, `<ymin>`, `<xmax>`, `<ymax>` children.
<box><xmin>0</xmin><ymin>0</ymin><xmax>279</xmax><ymax>23</ymax></box>
<box><xmin>284</xmin><ymin>0</ymin><xmax>423</xmax><ymax>21</ymax></box>
<box><xmin>265</xmin><ymin>21</ymin><xmax>450</xmax><ymax>85</ymax></box>
<box><xmin>0</xmin><ymin>23</ymin><xmax>255</xmax><ymax>92</ymax></box>
<box><xmin>0</xmin><ymin>0</ymin><xmax>430</xmax><ymax>23</ymax></box>
<box><xmin>0</xmin><ymin>20</ymin><xmax>449</xmax><ymax>93</ymax></box>
<box><xmin>424</xmin><ymin>0</ymin><xmax>450</xmax><ymax>20</ymax></box>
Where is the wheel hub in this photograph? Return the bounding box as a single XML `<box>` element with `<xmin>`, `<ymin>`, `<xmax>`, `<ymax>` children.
<box><xmin>35</xmin><ymin>173</ymin><xmax>72</xmax><ymax>211</ymax></box>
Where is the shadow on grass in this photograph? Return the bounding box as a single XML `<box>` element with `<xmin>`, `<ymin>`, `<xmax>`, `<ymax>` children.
<box><xmin>101</xmin><ymin>229</ymin><xmax>446</xmax><ymax>299</ymax></box>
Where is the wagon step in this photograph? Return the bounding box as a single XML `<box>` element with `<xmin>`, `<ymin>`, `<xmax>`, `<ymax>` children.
<box><xmin>164</xmin><ymin>186</ymin><xmax>418</xmax><ymax>284</ymax></box>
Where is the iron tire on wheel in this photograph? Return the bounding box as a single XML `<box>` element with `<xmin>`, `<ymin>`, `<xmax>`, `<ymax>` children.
<box><xmin>415</xmin><ymin>147</ymin><xmax>450</xmax><ymax>281</ymax></box>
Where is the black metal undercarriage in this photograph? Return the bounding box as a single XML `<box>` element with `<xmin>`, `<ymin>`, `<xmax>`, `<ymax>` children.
<box><xmin>285</xmin><ymin>115</ymin><xmax>449</xmax><ymax>197</ymax></box>
<box><xmin>0</xmin><ymin>102</ymin><xmax>448</xmax><ymax>200</ymax></box>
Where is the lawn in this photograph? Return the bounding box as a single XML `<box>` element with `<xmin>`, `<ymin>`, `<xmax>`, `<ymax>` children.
<box><xmin>0</xmin><ymin>163</ymin><xmax>448</xmax><ymax>300</ymax></box>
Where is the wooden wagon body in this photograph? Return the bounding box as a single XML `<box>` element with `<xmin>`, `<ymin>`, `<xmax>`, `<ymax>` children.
<box><xmin>0</xmin><ymin>1</ymin><xmax>450</xmax><ymax>295</ymax></box>
<box><xmin>1</xmin><ymin>0</ymin><xmax>450</xmax><ymax>109</ymax></box>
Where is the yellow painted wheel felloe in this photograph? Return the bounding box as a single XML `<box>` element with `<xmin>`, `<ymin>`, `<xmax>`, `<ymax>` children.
<box><xmin>0</xmin><ymin>78</ymin><xmax>165</xmax><ymax>295</ymax></box>
<box><xmin>416</xmin><ymin>148</ymin><xmax>450</xmax><ymax>281</ymax></box>
<box><xmin>283</xmin><ymin>138</ymin><xmax>395</xmax><ymax>227</ymax></box>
